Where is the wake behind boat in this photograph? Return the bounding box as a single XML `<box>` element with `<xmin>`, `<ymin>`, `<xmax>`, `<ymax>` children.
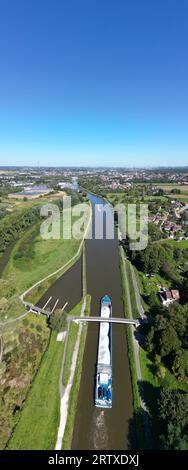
<box><xmin>95</xmin><ymin>295</ymin><xmax>112</xmax><ymax>408</ymax></box>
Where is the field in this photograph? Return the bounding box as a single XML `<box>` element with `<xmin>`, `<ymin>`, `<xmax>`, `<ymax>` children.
<box><xmin>8</xmin><ymin>332</ymin><xmax>64</xmax><ymax>450</ymax></box>
<box><xmin>3</xmin><ymin>209</ymin><xmax>88</xmax><ymax>294</ymax></box>
<box><xmin>1</xmin><ymin>205</ymin><xmax>91</xmax><ymax>320</ymax></box>
<box><xmin>154</xmin><ymin>184</ymin><xmax>188</xmax><ymax>194</ymax></box>
<box><xmin>3</xmin><ymin>223</ymin><xmax>80</xmax><ymax>295</ymax></box>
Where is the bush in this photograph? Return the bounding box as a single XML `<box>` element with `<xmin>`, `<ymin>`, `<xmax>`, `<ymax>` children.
<box><xmin>157</xmin><ymin>365</ymin><xmax>166</xmax><ymax>379</ymax></box>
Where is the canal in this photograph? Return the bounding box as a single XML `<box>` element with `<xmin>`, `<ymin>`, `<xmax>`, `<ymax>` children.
<box><xmin>71</xmin><ymin>192</ymin><xmax>134</xmax><ymax>450</ymax></box>
<box><xmin>0</xmin><ymin>191</ymin><xmax>134</xmax><ymax>449</ymax></box>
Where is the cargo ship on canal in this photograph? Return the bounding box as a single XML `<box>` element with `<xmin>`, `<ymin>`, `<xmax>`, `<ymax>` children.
<box><xmin>95</xmin><ymin>295</ymin><xmax>112</xmax><ymax>408</ymax></box>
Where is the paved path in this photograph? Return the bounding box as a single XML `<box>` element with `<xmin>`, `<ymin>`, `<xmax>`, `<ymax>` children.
<box><xmin>55</xmin><ymin>297</ymin><xmax>86</xmax><ymax>450</ymax></box>
<box><xmin>0</xmin><ymin>310</ymin><xmax>29</xmax><ymax>328</ymax></box>
<box><xmin>120</xmin><ymin>246</ymin><xmax>152</xmax><ymax>449</ymax></box>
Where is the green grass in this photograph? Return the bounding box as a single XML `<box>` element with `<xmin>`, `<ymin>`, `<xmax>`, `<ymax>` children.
<box><xmin>8</xmin><ymin>332</ymin><xmax>64</xmax><ymax>450</ymax></box>
<box><xmin>170</xmin><ymin>196</ymin><xmax>188</xmax><ymax>203</ymax></box>
<box><xmin>126</xmin><ymin>327</ymin><xmax>146</xmax><ymax>449</ymax></box>
<box><xmin>3</xmin><ymin>214</ymin><xmax>81</xmax><ymax>295</ymax></box>
<box><xmin>143</xmin><ymin>195</ymin><xmax>168</xmax><ymax>202</ymax></box>
<box><xmin>62</xmin><ymin>295</ymin><xmax>91</xmax><ymax>449</ymax></box>
<box><xmin>139</xmin><ymin>347</ymin><xmax>160</xmax><ymax>448</ymax></box>
<box><xmin>161</xmin><ymin>239</ymin><xmax>188</xmax><ymax>248</ymax></box>
<box><xmin>126</xmin><ymin>261</ymin><xmax>140</xmax><ymax>319</ymax></box>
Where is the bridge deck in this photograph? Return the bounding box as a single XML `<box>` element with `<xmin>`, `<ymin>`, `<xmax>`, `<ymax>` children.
<box><xmin>24</xmin><ymin>301</ymin><xmax>140</xmax><ymax>326</ymax></box>
<box><xmin>70</xmin><ymin>316</ymin><xmax>139</xmax><ymax>326</ymax></box>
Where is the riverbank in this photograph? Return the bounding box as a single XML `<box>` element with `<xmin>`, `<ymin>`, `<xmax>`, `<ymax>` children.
<box><xmin>61</xmin><ymin>295</ymin><xmax>91</xmax><ymax>449</ymax></box>
<box><xmin>119</xmin><ymin>247</ymin><xmax>146</xmax><ymax>449</ymax></box>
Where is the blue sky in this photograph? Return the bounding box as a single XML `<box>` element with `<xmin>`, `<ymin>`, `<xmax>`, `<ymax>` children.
<box><xmin>0</xmin><ymin>0</ymin><xmax>188</xmax><ymax>167</ymax></box>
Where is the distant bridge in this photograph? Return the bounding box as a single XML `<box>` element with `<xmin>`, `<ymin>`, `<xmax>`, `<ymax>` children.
<box><xmin>70</xmin><ymin>316</ymin><xmax>139</xmax><ymax>327</ymax></box>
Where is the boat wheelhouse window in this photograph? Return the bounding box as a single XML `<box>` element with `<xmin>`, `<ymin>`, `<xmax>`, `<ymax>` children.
<box><xmin>98</xmin><ymin>387</ymin><xmax>102</xmax><ymax>398</ymax></box>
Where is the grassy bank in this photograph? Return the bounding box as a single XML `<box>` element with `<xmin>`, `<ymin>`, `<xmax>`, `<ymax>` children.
<box><xmin>8</xmin><ymin>332</ymin><xmax>64</xmax><ymax>450</ymax></box>
<box><xmin>126</xmin><ymin>260</ymin><xmax>139</xmax><ymax>319</ymax></box>
<box><xmin>62</xmin><ymin>295</ymin><xmax>91</xmax><ymax>449</ymax></box>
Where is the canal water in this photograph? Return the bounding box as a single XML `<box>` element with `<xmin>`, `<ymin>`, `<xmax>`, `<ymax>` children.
<box><xmin>37</xmin><ymin>256</ymin><xmax>82</xmax><ymax>312</ymax></box>
<box><xmin>71</xmin><ymin>193</ymin><xmax>134</xmax><ymax>450</ymax></box>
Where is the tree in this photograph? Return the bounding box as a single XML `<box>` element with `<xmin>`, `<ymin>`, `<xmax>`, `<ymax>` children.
<box><xmin>145</xmin><ymin>326</ymin><xmax>155</xmax><ymax>353</ymax></box>
<box><xmin>171</xmin><ymin>188</ymin><xmax>181</xmax><ymax>194</ymax></box>
<box><xmin>161</xmin><ymin>261</ymin><xmax>180</xmax><ymax>283</ymax></box>
<box><xmin>158</xmin><ymin>388</ymin><xmax>188</xmax><ymax>428</ymax></box>
<box><xmin>167</xmin><ymin>303</ymin><xmax>188</xmax><ymax>347</ymax></box>
<box><xmin>157</xmin><ymin>188</ymin><xmax>165</xmax><ymax>196</ymax></box>
<box><xmin>0</xmin><ymin>297</ymin><xmax>9</xmax><ymax>312</ymax></box>
<box><xmin>159</xmin><ymin>324</ymin><xmax>181</xmax><ymax>358</ymax></box>
<box><xmin>181</xmin><ymin>211</ymin><xmax>188</xmax><ymax>225</ymax></box>
<box><xmin>48</xmin><ymin>309</ymin><xmax>67</xmax><ymax>332</ymax></box>
<box><xmin>172</xmin><ymin>349</ymin><xmax>188</xmax><ymax>381</ymax></box>
<box><xmin>161</xmin><ymin>423</ymin><xmax>188</xmax><ymax>450</ymax></box>
<box><xmin>181</xmin><ymin>279</ymin><xmax>188</xmax><ymax>304</ymax></box>
<box><xmin>0</xmin><ymin>278</ymin><xmax>16</xmax><ymax>298</ymax></box>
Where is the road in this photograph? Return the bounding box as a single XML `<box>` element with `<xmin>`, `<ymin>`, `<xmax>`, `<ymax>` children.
<box><xmin>120</xmin><ymin>246</ymin><xmax>152</xmax><ymax>448</ymax></box>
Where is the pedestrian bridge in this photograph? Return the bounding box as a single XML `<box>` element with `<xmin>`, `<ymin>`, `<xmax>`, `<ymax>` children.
<box><xmin>24</xmin><ymin>301</ymin><xmax>140</xmax><ymax>327</ymax></box>
<box><xmin>70</xmin><ymin>316</ymin><xmax>139</xmax><ymax>327</ymax></box>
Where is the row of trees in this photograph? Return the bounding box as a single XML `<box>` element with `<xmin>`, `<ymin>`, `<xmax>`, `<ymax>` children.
<box><xmin>129</xmin><ymin>240</ymin><xmax>188</xmax><ymax>284</ymax></box>
<box><xmin>145</xmin><ymin>302</ymin><xmax>188</xmax><ymax>382</ymax></box>
<box><xmin>0</xmin><ymin>206</ymin><xmax>40</xmax><ymax>254</ymax></box>
<box><xmin>124</xmin><ymin>229</ymin><xmax>188</xmax><ymax>449</ymax></box>
<box><xmin>0</xmin><ymin>190</ymin><xmax>86</xmax><ymax>255</ymax></box>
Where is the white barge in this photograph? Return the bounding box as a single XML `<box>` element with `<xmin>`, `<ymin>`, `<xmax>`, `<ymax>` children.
<box><xmin>95</xmin><ymin>295</ymin><xmax>112</xmax><ymax>408</ymax></box>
